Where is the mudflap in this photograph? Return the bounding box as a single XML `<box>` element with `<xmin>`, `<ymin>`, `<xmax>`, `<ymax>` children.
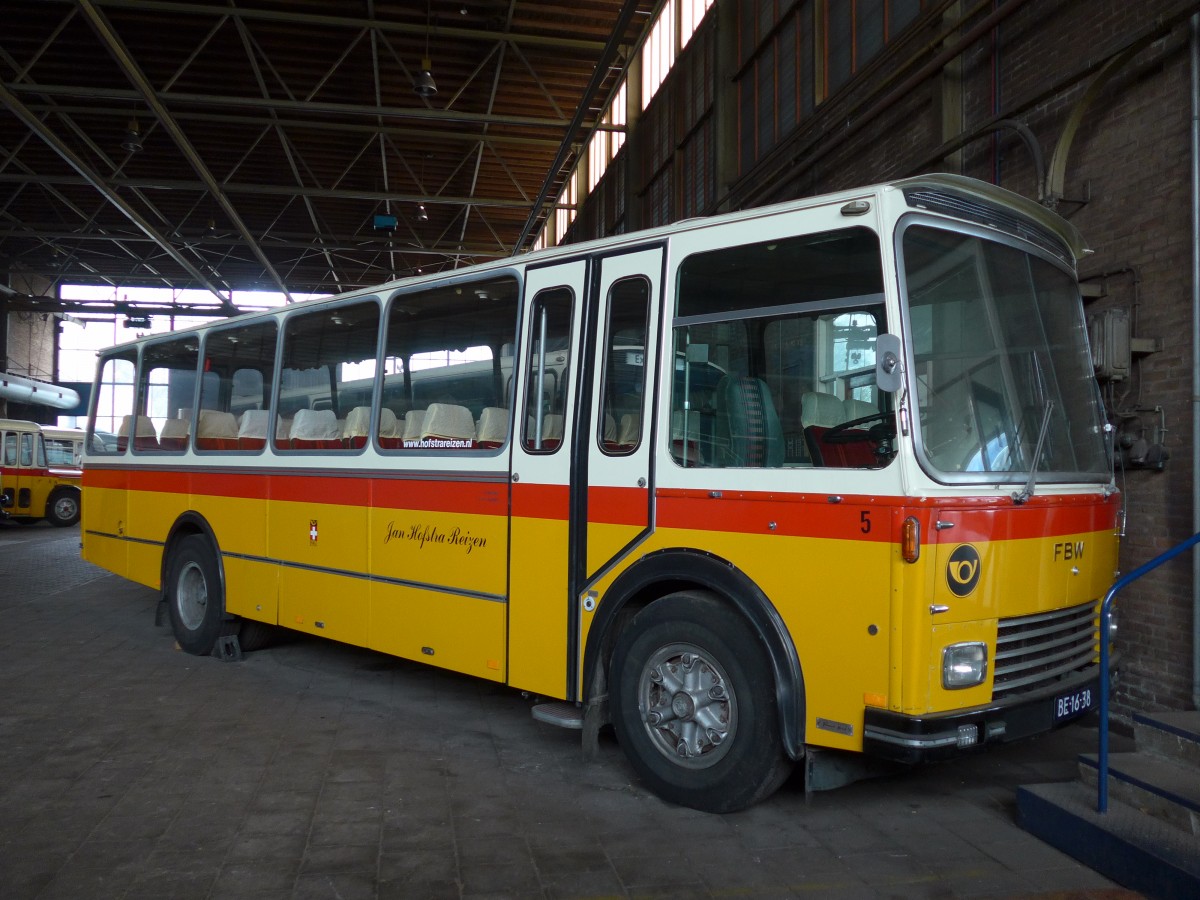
<box><xmin>582</xmin><ymin>695</ymin><xmax>610</xmax><ymax>763</ymax></box>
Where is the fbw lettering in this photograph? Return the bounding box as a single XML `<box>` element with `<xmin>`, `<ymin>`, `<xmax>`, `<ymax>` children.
<box><xmin>1053</xmin><ymin>541</ymin><xmax>1085</xmax><ymax>561</ymax></box>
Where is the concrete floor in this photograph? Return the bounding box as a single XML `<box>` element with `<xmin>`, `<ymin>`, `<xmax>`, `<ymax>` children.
<box><xmin>0</xmin><ymin>520</ymin><xmax>1138</xmax><ymax>899</ymax></box>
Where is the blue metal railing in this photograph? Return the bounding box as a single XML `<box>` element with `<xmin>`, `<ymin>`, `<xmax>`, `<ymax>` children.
<box><xmin>1097</xmin><ymin>530</ymin><xmax>1200</xmax><ymax>812</ymax></box>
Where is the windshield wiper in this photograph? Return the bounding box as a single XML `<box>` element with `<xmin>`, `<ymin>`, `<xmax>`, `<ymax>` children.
<box><xmin>1013</xmin><ymin>400</ymin><xmax>1054</xmax><ymax>504</ymax></box>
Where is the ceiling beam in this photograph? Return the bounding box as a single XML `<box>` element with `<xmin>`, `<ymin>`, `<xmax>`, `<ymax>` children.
<box><xmin>0</xmin><ymin>173</ymin><xmax>557</xmax><ymax>209</ymax></box>
<box><xmin>231</xmin><ymin>13</ymin><xmax>345</xmax><ymax>292</ymax></box>
<box><xmin>0</xmin><ymin>146</ymin><xmax>147</xmax><ymax>288</ymax></box>
<box><xmin>3</xmin><ymin>82</ymin><xmax>575</xmax><ymax>130</ymax></box>
<box><xmin>16</xmin><ymin>104</ymin><xmax>567</xmax><ymax>148</ymax></box>
<box><xmin>0</xmin><ymin>228</ymin><xmax>510</xmax><ymax>258</ymax></box>
<box><xmin>514</xmin><ymin>0</ymin><xmax>641</xmax><ymax>250</ymax></box>
<box><xmin>2</xmin><ymin>296</ymin><xmax>256</xmax><ymax>317</ymax></box>
<box><xmin>79</xmin><ymin>0</ymin><xmax>612</xmax><ymax>52</ymax></box>
<box><xmin>77</xmin><ymin>0</ymin><xmax>290</xmax><ymax>306</ymax></box>
<box><xmin>0</xmin><ymin>81</ymin><xmax>232</xmax><ymax>302</ymax></box>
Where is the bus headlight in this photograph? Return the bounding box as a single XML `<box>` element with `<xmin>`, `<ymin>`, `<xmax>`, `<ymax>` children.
<box><xmin>942</xmin><ymin>642</ymin><xmax>988</xmax><ymax>689</ymax></box>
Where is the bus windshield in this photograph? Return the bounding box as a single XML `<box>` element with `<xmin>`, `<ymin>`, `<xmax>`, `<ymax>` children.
<box><xmin>902</xmin><ymin>224</ymin><xmax>1110</xmax><ymax>482</ymax></box>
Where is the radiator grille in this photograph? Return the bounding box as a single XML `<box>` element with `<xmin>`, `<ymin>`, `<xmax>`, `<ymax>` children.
<box><xmin>992</xmin><ymin>601</ymin><xmax>1098</xmax><ymax>701</ymax></box>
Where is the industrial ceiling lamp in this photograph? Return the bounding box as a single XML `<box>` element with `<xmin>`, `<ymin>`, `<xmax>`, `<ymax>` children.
<box><xmin>414</xmin><ymin>0</ymin><xmax>437</xmax><ymax>97</ymax></box>
<box><xmin>414</xmin><ymin>64</ymin><xmax>437</xmax><ymax>97</ymax></box>
<box><xmin>416</xmin><ymin>203</ymin><xmax>429</xmax><ymax>222</ymax></box>
<box><xmin>121</xmin><ymin>118</ymin><xmax>143</xmax><ymax>153</ymax></box>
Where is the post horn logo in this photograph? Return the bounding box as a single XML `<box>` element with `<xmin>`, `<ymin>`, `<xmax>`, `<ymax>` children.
<box><xmin>946</xmin><ymin>544</ymin><xmax>981</xmax><ymax>596</ymax></box>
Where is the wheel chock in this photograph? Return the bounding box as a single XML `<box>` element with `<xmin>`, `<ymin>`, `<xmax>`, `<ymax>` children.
<box><xmin>212</xmin><ymin>634</ymin><xmax>243</xmax><ymax>661</ymax></box>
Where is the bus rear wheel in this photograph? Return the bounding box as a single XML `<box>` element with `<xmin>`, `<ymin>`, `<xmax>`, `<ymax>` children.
<box><xmin>166</xmin><ymin>534</ymin><xmax>224</xmax><ymax>655</ymax></box>
<box><xmin>237</xmin><ymin>619</ymin><xmax>278</xmax><ymax>652</ymax></box>
<box><xmin>46</xmin><ymin>489</ymin><xmax>80</xmax><ymax>527</ymax></box>
<box><xmin>610</xmin><ymin>591</ymin><xmax>792</xmax><ymax>813</ymax></box>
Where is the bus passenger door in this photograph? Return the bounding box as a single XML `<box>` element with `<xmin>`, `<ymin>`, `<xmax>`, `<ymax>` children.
<box><xmin>0</xmin><ymin>429</ymin><xmax>18</xmax><ymax>513</ymax></box>
<box><xmin>572</xmin><ymin>248</ymin><xmax>663</xmax><ymax>700</ymax></box>
<box><xmin>507</xmin><ymin>260</ymin><xmax>586</xmax><ymax>699</ymax></box>
<box><xmin>584</xmin><ymin>247</ymin><xmax>662</xmax><ymax>573</ymax></box>
<box><xmin>0</xmin><ymin>427</ymin><xmax>21</xmax><ymax>513</ymax></box>
<box><xmin>1</xmin><ymin>428</ymin><xmax>39</xmax><ymax>515</ymax></box>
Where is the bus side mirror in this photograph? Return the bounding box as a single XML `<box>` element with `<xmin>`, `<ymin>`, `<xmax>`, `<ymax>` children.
<box><xmin>876</xmin><ymin>333</ymin><xmax>903</xmax><ymax>394</ymax></box>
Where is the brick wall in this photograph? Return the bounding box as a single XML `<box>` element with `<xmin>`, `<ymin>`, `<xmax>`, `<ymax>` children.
<box><xmin>987</xmin><ymin>0</ymin><xmax>1196</xmax><ymax>711</ymax></box>
<box><xmin>5</xmin><ymin>310</ymin><xmax>57</xmax><ymax>383</ymax></box>
<box><xmin>571</xmin><ymin>0</ymin><xmax>1199</xmax><ymax>714</ymax></box>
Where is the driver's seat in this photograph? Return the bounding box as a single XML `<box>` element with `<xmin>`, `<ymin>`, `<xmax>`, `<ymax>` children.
<box><xmin>801</xmin><ymin>391</ymin><xmax>878</xmax><ymax>467</ymax></box>
<box><xmin>716</xmin><ymin>376</ymin><xmax>784</xmax><ymax>467</ymax></box>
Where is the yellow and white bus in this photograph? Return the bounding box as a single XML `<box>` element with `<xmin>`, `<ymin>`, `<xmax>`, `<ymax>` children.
<box><xmin>42</xmin><ymin>426</ymin><xmax>87</xmax><ymax>467</ymax></box>
<box><xmin>82</xmin><ymin>174</ymin><xmax>1119</xmax><ymax>812</ymax></box>
<box><xmin>1</xmin><ymin>418</ymin><xmax>82</xmax><ymax>526</ymax></box>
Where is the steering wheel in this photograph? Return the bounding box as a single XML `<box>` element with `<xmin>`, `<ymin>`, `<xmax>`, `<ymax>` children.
<box><xmin>823</xmin><ymin>412</ymin><xmax>895</xmax><ymax>444</ymax></box>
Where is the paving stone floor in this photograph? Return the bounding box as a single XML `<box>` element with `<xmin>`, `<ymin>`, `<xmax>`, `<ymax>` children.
<box><xmin>0</xmin><ymin>520</ymin><xmax>1140</xmax><ymax>899</ymax></box>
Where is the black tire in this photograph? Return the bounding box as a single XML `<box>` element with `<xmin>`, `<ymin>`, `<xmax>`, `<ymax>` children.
<box><xmin>237</xmin><ymin>619</ymin><xmax>278</xmax><ymax>652</ymax></box>
<box><xmin>46</xmin><ymin>489</ymin><xmax>81</xmax><ymax>527</ymax></box>
<box><xmin>166</xmin><ymin>534</ymin><xmax>224</xmax><ymax>655</ymax></box>
<box><xmin>610</xmin><ymin>590</ymin><xmax>793</xmax><ymax>813</ymax></box>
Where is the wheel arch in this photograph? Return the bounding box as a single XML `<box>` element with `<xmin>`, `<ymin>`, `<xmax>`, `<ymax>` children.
<box><xmin>582</xmin><ymin>548</ymin><xmax>806</xmax><ymax>759</ymax></box>
<box><xmin>160</xmin><ymin>512</ymin><xmax>225</xmax><ymax>602</ymax></box>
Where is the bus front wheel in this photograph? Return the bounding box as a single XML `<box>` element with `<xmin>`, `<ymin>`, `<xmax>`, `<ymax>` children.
<box><xmin>46</xmin><ymin>489</ymin><xmax>80</xmax><ymax>527</ymax></box>
<box><xmin>166</xmin><ymin>535</ymin><xmax>224</xmax><ymax>655</ymax></box>
<box><xmin>610</xmin><ymin>591</ymin><xmax>792</xmax><ymax>813</ymax></box>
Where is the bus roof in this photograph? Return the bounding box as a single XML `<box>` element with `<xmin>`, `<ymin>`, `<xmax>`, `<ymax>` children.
<box><xmin>100</xmin><ymin>173</ymin><xmax>1086</xmax><ymax>354</ymax></box>
<box><xmin>0</xmin><ymin>418</ymin><xmax>44</xmax><ymax>431</ymax></box>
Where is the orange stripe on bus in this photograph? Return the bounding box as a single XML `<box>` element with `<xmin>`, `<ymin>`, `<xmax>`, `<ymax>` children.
<box><xmin>588</xmin><ymin>485</ymin><xmax>648</xmax><ymax>527</ymax></box>
<box><xmin>1</xmin><ymin>465</ymin><xmax>62</xmax><ymax>479</ymax></box>
<box><xmin>84</xmin><ymin>467</ymin><xmax>507</xmax><ymax>516</ymax></box>
<box><xmin>654</xmin><ymin>487</ymin><xmax>1119</xmax><ymax>542</ymax></box>
<box><xmin>369</xmin><ymin>479</ymin><xmax>506</xmax><ymax>515</ymax></box>
<box><xmin>511</xmin><ymin>482</ymin><xmax>568</xmax><ymax>519</ymax></box>
<box><xmin>655</xmin><ymin>492</ymin><xmax>894</xmax><ymax>541</ymax></box>
<box><xmin>83</xmin><ymin>468</ymin><xmax>1118</xmax><ymax>540</ymax></box>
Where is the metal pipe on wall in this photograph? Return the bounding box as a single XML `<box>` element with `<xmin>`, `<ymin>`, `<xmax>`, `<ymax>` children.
<box><xmin>1191</xmin><ymin>12</ymin><xmax>1200</xmax><ymax>710</ymax></box>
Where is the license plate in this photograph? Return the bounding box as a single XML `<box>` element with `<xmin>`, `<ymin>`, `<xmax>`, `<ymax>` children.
<box><xmin>1053</xmin><ymin>686</ymin><xmax>1095</xmax><ymax>723</ymax></box>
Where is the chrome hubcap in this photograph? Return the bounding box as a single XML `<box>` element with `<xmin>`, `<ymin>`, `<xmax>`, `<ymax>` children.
<box><xmin>177</xmin><ymin>561</ymin><xmax>208</xmax><ymax>631</ymax></box>
<box><xmin>638</xmin><ymin>642</ymin><xmax>735</xmax><ymax>769</ymax></box>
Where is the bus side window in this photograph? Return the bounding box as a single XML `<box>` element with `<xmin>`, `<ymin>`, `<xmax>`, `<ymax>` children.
<box><xmin>523</xmin><ymin>287</ymin><xmax>573</xmax><ymax>453</ymax></box>
<box><xmin>199</xmin><ymin>320</ymin><xmax>278</xmax><ymax>453</ymax></box>
<box><xmin>3</xmin><ymin>432</ymin><xmax>16</xmax><ymax>465</ymax></box>
<box><xmin>599</xmin><ymin>277</ymin><xmax>651</xmax><ymax>455</ymax></box>
<box><xmin>19</xmin><ymin>433</ymin><xmax>33</xmax><ymax>467</ymax></box>
<box><xmin>379</xmin><ymin>277</ymin><xmax>519</xmax><ymax>451</ymax></box>
<box><xmin>674</xmin><ymin>227</ymin><xmax>889</xmax><ymax>469</ymax></box>
<box><xmin>138</xmin><ymin>336</ymin><xmax>200</xmax><ymax>452</ymax></box>
<box><xmin>89</xmin><ymin>351</ymin><xmax>137</xmax><ymax>455</ymax></box>
<box><xmin>276</xmin><ymin>301</ymin><xmax>380</xmax><ymax>453</ymax></box>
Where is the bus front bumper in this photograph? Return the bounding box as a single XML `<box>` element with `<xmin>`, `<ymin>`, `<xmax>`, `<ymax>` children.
<box><xmin>861</xmin><ymin>665</ymin><xmax>1108</xmax><ymax>764</ymax></box>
